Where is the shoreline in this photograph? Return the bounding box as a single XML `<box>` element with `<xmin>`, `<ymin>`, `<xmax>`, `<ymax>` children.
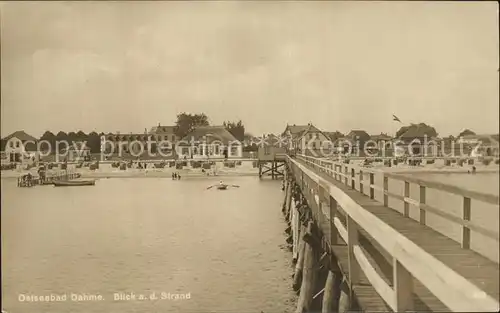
<box><xmin>1</xmin><ymin>163</ymin><xmax>498</xmax><ymax>179</ymax></box>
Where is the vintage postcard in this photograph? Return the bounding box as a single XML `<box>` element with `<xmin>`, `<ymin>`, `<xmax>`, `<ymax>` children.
<box><xmin>1</xmin><ymin>1</ymin><xmax>499</xmax><ymax>313</ymax></box>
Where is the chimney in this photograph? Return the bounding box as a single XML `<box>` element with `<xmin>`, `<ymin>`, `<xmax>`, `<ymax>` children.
<box><xmin>158</xmin><ymin>122</ymin><xmax>160</xmax><ymax>127</ymax></box>
<box><xmin>144</xmin><ymin>128</ymin><xmax>147</xmax><ymax>134</ymax></box>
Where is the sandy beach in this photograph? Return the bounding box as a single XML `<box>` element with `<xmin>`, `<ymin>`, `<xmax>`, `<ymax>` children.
<box><xmin>1</xmin><ymin>158</ymin><xmax>498</xmax><ymax>179</ymax></box>
<box><xmin>0</xmin><ymin>162</ymin><xmax>260</xmax><ymax>179</ymax></box>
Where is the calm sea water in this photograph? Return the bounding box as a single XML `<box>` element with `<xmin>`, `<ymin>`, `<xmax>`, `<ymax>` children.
<box><xmin>1</xmin><ymin>177</ymin><xmax>297</xmax><ymax>313</ymax></box>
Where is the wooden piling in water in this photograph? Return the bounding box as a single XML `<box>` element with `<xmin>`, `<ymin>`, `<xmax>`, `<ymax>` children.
<box><xmin>295</xmin><ymin>221</ymin><xmax>318</xmax><ymax>313</ymax></box>
<box><xmin>283</xmin><ymin>179</ymin><xmax>289</xmax><ymax>213</ymax></box>
<box><xmin>293</xmin><ymin>224</ymin><xmax>306</xmax><ymax>291</ymax></box>
<box><xmin>291</xmin><ymin>203</ymin><xmax>300</xmax><ymax>263</ymax></box>
<box><xmin>337</xmin><ymin>276</ymin><xmax>350</xmax><ymax>313</ymax></box>
<box><xmin>322</xmin><ymin>270</ymin><xmax>342</xmax><ymax>313</ymax></box>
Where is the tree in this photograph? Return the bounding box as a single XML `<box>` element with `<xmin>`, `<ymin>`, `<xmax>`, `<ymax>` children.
<box><xmin>174</xmin><ymin>113</ymin><xmax>210</xmax><ymax>138</ymax></box>
<box><xmin>87</xmin><ymin>131</ymin><xmax>101</xmax><ymax>153</ymax></box>
<box><xmin>55</xmin><ymin>131</ymin><xmax>69</xmax><ymax>152</ymax></box>
<box><xmin>326</xmin><ymin>131</ymin><xmax>344</xmax><ymax>142</ymax></box>
<box><xmin>396</xmin><ymin>123</ymin><xmax>438</xmax><ymax>138</ymax></box>
<box><xmin>39</xmin><ymin>131</ymin><xmax>56</xmax><ymax>152</ymax></box>
<box><xmin>458</xmin><ymin>129</ymin><xmax>475</xmax><ymax>137</ymax></box>
<box><xmin>395</xmin><ymin>125</ymin><xmax>411</xmax><ymax>138</ymax></box>
<box><xmin>67</xmin><ymin>131</ymin><xmax>78</xmax><ymax>143</ymax></box>
<box><xmin>76</xmin><ymin>130</ymin><xmax>88</xmax><ymax>141</ymax></box>
<box><xmin>223</xmin><ymin>120</ymin><xmax>245</xmax><ymax>142</ymax></box>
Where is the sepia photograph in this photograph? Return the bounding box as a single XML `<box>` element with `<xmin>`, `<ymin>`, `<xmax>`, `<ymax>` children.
<box><xmin>1</xmin><ymin>1</ymin><xmax>499</xmax><ymax>312</ymax></box>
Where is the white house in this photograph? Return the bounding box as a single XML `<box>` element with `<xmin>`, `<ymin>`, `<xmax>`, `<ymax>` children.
<box><xmin>177</xmin><ymin>126</ymin><xmax>242</xmax><ymax>159</ymax></box>
<box><xmin>1</xmin><ymin>131</ymin><xmax>38</xmax><ymax>163</ymax></box>
<box><xmin>296</xmin><ymin>124</ymin><xmax>331</xmax><ymax>151</ymax></box>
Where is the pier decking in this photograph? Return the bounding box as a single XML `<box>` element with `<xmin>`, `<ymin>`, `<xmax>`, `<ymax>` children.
<box><xmin>284</xmin><ymin>154</ymin><xmax>499</xmax><ymax>312</ymax></box>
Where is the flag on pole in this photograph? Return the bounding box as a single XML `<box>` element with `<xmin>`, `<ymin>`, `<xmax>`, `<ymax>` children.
<box><xmin>392</xmin><ymin>115</ymin><xmax>402</xmax><ymax>123</ymax></box>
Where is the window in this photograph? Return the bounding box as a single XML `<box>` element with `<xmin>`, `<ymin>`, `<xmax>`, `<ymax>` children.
<box><xmin>264</xmin><ymin>146</ymin><xmax>270</xmax><ymax>155</ymax></box>
<box><xmin>9</xmin><ymin>141</ymin><xmax>14</xmax><ymax>148</ymax></box>
<box><xmin>16</xmin><ymin>141</ymin><xmax>20</xmax><ymax>148</ymax></box>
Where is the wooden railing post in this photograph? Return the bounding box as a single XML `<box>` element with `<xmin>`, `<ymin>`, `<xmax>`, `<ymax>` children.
<box><xmin>393</xmin><ymin>258</ymin><xmax>414</xmax><ymax>311</ymax></box>
<box><xmin>369</xmin><ymin>173</ymin><xmax>374</xmax><ymax>199</ymax></box>
<box><xmin>351</xmin><ymin>168</ymin><xmax>355</xmax><ymax>189</ymax></box>
<box><xmin>301</xmin><ymin>171</ymin><xmax>305</xmax><ymax>190</ymax></box>
<box><xmin>419</xmin><ymin>186</ymin><xmax>426</xmax><ymax>225</ymax></box>
<box><xmin>404</xmin><ymin>181</ymin><xmax>410</xmax><ymax>217</ymax></box>
<box><xmin>359</xmin><ymin>170</ymin><xmax>364</xmax><ymax>195</ymax></box>
<box><xmin>330</xmin><ymin>196</ymin><xmax>338</xmax><ymax>245</ymax></box>
<box><xmin>344</xmin><ymin>166</ymin><xmax>348</xmax><ymax>185</ymax></box>
<box><xmin>383</xmin><ymin>175</ymin><xmax>388</xmax><ymax>207</ymax></box>
<box><xmin>347</xmin><ymin>216</ymin><xmax>360</xmax><ymax>287</ymax></box>
<box><xmin>462</xmin><ymin>197</ymin><xmax>471</xmax><ymax>249</ymax></box>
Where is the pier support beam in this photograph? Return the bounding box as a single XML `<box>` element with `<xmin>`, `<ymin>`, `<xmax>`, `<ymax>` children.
<box><xmin>293</xmin><ymin>224</ymin><xmax>306</xmax><ymax>291</ymax></box>
<box><xmin>322</xmin><ymin>270</ymin><xmax>342</xmax><ymax>313</ymax></box>
<box><xmin>295</xmin><ymin>221</ymin><xmax>318</xmax><ymax>313</ymax></box>
<box><xmin>338</xmin><ymin>277</ymin><xmax>351</xmax><ymax>313</ymax></box>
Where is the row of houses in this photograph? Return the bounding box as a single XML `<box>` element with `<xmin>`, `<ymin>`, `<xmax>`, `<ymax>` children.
<box><xmin>1</xmin><ymin>123</ymin><xmax>245</xmax><ymax>162</ymax></box>
<box><xmin>278</xmin><ymin>123</ymin><xmax>499</xmax><ymax>158</ymax></box>
<box><xmin>2</xmin><ymin>123</ymin><xmax>499</xmax><ymax>162</ymax></box>
<box><xmin>101</xmin><ymin>124</ymin><xmax>242</xmax><ymax>159</ymax></box>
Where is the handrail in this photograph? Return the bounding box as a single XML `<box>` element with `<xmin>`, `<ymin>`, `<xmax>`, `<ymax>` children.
<box><xmin>288</xmin><ymin>155</ymin><xmax>499</xmax><ymax>312</ymax></box>
<box><xmin>296</xmin><ymin>154</ymin><xmax>499</xmax><ymax>245</ymax></box>
<box><xmin>298</xmin><ymin>154</ymin><xmax>499</xmax><ymax>205</ymax></box>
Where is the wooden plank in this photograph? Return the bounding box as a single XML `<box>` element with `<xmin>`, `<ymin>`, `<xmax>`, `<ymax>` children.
<box><xmin>292</xmin><ymin>157</ymin><xmax>500</xmax><ymax>312</ymax></box>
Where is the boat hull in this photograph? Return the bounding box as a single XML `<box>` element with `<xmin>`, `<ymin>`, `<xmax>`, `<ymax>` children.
<box><xmin>216</xmin><ymin>185</ymin><xmax>228</xmax><ymax>190</ymax></box>
<box><xmin>53</xmin><ymin>180</ymin><xmax>95</xmax><ymax>187</ymax></box>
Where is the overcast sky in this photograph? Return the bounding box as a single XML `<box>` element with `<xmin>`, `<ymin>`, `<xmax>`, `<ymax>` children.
<box><xmin>1</xmin><ymin>1</ymin><xmax>498</xmax><ymax>138</ymax></box>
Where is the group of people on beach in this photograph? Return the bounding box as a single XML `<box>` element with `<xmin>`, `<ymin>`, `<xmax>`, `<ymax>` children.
<box><xmin>172</xmin><ymin>172</ymin><xmax>181</xmax><ymax>180</ymax></box>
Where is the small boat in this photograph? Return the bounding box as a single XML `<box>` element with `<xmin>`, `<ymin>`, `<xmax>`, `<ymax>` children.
<box><xmin>207</xmin><ymin>181</ymin><xmax>240</xmax><ymax>190</ymax></box>
<box><xmin>53</xmin><ymin>179</ymin><xmax>95</xmax><ymax>187</ymax></box>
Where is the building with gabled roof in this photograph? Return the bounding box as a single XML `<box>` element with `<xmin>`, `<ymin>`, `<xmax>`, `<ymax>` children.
<box><xmin>296</xmin><ymin>124</ymin><xmax>331</xmax><ymax>152</ymax></box>
<box><xmin>177</xmin><ymin>126</ymin><xmax>242</xmax><ymax>159</ymax></box>
<box><xmin>1</xmin><ymin>130</ymin><xmax>38</xmax><ymax>162</ymax></box>
<box><xmin>282</xmin><ymin>124</ymin><xmax>309</xmax><ymax>139</ymax></box>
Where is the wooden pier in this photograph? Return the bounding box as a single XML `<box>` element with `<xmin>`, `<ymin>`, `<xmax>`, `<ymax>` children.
<box><xmin>281</xmin><ymin>154</ymin><xmax>499</xmax><ymax>312</ymax></box>
<box><xmin>258</xmin><ymin>153</ymin><xmax>286</xmax><ymax>179</ymax></box>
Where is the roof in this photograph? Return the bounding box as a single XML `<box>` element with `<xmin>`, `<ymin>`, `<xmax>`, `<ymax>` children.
<box><xmin>297</xmin><ymin>124</ymin><xmax>330</xmax><ymax>141</ymax></box>
<box><xmin>105</xmin><ymin>134</ymin><xmax>150</xmax><ymax>141</ymax></box>
<box><xmin>347</xmin><ymin>130</ymin><xmax>371</xmax><ymax>140</ymax></box>
<box><xmin>283</xmin><ymin>124</ymin><xmax>309</xmax><ymax>137</ymax></box>
<box><xmin>1</xmin><ymin>130</ymin><xmax>37</xmax><ymax>142</ymax></box>
<box><xmin>399</xmin><ymin>126</ymin><xmax>435</xmax><ymax>140</ymax></box>
<box><xmin>460</xmin><ymin>134</ymin><xmax>499</xmax><ymax>146</ymax></box>
<box><xmin>179</xmin><ymin>126</ymin><xmax>239</xmax><ymax>145</ymax></box>
<box><xmin>371</xmin><ymin>133</ymin><xmax>392</xmax><ymax>141</ymax></box>
<box><xmin>149</xmin><ymin>125</ymin><xmax>176</xmax><ymax>134</ymax></box>
<box><xmin>324</xmin><ymin>131</ymin><xmax>344</xmax><ymax>141</ymax></box>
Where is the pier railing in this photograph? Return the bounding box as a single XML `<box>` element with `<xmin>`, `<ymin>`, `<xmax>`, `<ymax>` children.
<box><xmin>287</xmin><ymin>155</ymin><xmax>499</xmax><ymax>312</ymax></box>
<box><xmin>296</xmin><ymin>154</ymin><xmax>499</xmax><ymax>252</ymax></box>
